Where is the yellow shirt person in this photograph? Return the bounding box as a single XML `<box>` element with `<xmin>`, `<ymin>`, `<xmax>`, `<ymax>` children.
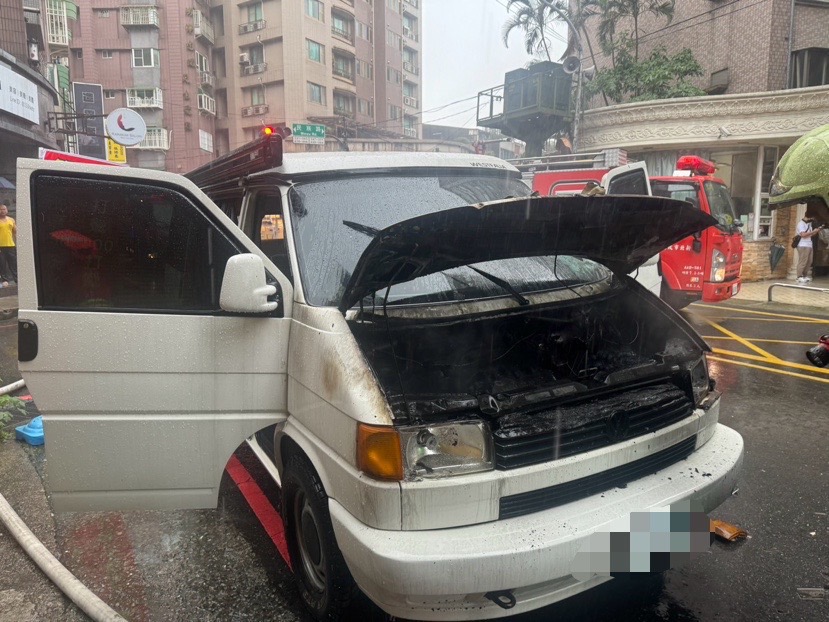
<box><xmin>0</xmin><ymin>204</ymin><xmax>17</xmax><ymax>285</ymax></box>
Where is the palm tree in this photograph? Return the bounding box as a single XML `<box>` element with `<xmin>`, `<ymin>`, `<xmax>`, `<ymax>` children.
<box><xmin>501</xmin><ymin>0</ymin><xmax>561</xmax><ymax>62</ymax></box>
<box><xmin>580</xmin><ymin>0</ymin><xmax>675</xmax><ymax>62</ymax></box>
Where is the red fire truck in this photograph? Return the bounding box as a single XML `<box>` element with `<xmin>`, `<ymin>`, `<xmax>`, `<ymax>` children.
<box><xmin>515</xmin><ymin>151</ymin><xmax>743</xmax><ymax>309</ymax></box>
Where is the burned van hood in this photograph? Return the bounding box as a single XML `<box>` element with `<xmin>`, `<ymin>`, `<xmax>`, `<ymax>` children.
<box><xmin>339</xmin><ymin>195</ymin><xmax>716</xmax><ymax>312</ymax></box>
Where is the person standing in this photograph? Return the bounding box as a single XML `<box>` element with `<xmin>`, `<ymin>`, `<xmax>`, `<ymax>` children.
<box><xmin>795</xmin><ymin>213</ymin><xmax>824</xmax><ymax>283</ymax></box>
<box><xmin>0</xmin><ymin>204</ymin><xmax>17</xmax><ymax>285</ymax></box>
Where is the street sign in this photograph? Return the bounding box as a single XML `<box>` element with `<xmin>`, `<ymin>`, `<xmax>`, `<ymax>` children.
<box><xmin>105</xmin><ymin>108</ymin><xmax>147</xmax><ymax>146</ymax></box>
<box><xmin>292</xmin><ymin>123</ymin><xmax>326</xmax><ymax>145</ymax></box>
<box><xmin>106</xmin><ymin>138</ymin><xmax>127</xmax><ymax>163</ymax></box>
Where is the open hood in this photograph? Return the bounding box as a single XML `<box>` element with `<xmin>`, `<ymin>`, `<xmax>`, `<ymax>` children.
<box><xmin>339</xmin><ymin>195</ymin><xmax>716</xmax><ymax>312</ymax></box>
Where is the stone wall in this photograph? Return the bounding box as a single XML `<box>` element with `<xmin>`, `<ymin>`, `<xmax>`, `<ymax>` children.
<box><xmin>740</xmin><ymin>206</ymin><xmax>798</xmax><ymax>281</ymax></box>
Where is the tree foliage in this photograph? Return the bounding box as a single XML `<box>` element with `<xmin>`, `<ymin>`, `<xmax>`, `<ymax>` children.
<box><xmin>586</xmin><ymin>37</ymin><xmax>705</xmax><ymax>103</ymax></box>
<box><xmin>501</xmin><ymin>0</ymin><xmax>561</xmax><ymax>62</ymax></box>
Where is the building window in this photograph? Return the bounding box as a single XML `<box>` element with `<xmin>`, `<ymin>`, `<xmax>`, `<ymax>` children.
<box><xmin>357</xmin><ymin>98</ymin><xmax>374</xmax><ymax>117</ymax></box>
<box><xmin>247</xmin><ymin>2</ymin><xmax>263</xmax><ymax>22</ymax></box>
<box><xmin>251</xmin><ymin>86</ymin><xmax>265</xmax><ymax>106</ymax></box>
<box><xmin>102</xmin><ymin>50</ymin><xmax>114</xmax><ymax>59</ymax></box>
<box><xmin>386</xmin><ymin>29</ymin><xmax>401</xmax><ymax>50</ymax></box>
<box><xmin>307</xmin><ymin>82</ymin><xmax>326</xmax><ymax>105</ymax></box>
<box><xmin>790</xmin><ymin>48</ymin><xmax>829</xmax><ymax>88</ymax></box>
<box><xmin>333</xmin><ymin>53</ymin><xmax>355</xmax><ymax>80</ymax></box>
<box><xmin>334</xmin><ymin>92</ymin><xmax>354</xmax><ymax>116</ymax></box>
<box><xmin>356</xmin><ymin>59</ymin><xmax>373</xmax><ymax>80</ymax></box>
<box><xmin>357</xmin><ymin>21</ymin><xmax>373</xmax><ymax>42</ymax></box>
<box><xmin>199</xmin><ymin>130</ymin><xmax>214</xmax><ymax>153</ymax></box>
<box><xmin>104</xmin><ymin>90</ymin><xmax>118</xmax><ymax>99</ymax></box>
<box><xmin>388</xmin><ymin>104</ymin><xmax>401</xmax><ymax>120</ymax></box>
<box><xmin>306</xmin><ymin>39</ymin><xmax>324</xmax><ymax>63</ymax></box>
<box><xmin>74</xmin><ymin>49</ymin><xmax>83</xmax><ymax>59</ymax></box>
<box><xmin>387</xmin><ymin>0</ymin><xmax>400</xmax><ymax>12</ymax></box>
<box><xmin>97</xmin><ymin>9</ymin><xmax>110</xmax><ymax>18</ymax></box>
<box><xmin>332</xmin><ymin>12</ymin><xmax>353</xmax><ymax>41</ymax></box>
<box><xmin>305</xmin><ymin>0</ymin><xmax>324</xmax><ymax>21</ymax></box>
<box><xmin>195</xmin><ymin>51</ymin><xmax>209</xmax><ymax>73</ymax></box>
<box><xmin>386</xmin><ymin>67</ymin><xmax>401</xmax><ymax>84</ymax></box>
<box><xmin>132</xmin><ymin>48</ymin><xmax>160</xmax><ymax>67</ymax></box>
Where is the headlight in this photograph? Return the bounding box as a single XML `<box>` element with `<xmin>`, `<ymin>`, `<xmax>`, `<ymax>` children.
<box><xmin>357</xmin><ymin>421</ymin><xmax>494</xmax><ymax>481</ymax></box>
<box><xmin>400</xmin><ymin>422</ymin><xmax>493</xmax><ymax>479</ymax></box>
<box><xmin>710</xmin><ymin>249</ymin><xmax>726</xmax><ymax>282</ymax></box>
<box><xmin>768</xmin><ymin>174</ymin><xmax>789</xmax><ymax>198</ymax></box>
<box><xmin>690</xmin><ymin>356</ymin><xmax>710</xmax><ymax>405</ymax></box>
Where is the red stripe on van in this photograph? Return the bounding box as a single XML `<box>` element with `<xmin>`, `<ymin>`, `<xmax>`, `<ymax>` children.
<box><xmin>226</xmin><ymin>454</ymin><xmax>292</xmax><ymax>569</ymax></box>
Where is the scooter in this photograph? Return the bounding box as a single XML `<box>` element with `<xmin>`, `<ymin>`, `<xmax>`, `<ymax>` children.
<box><xmin>806</xmin><ymin>334</ymin><xmax>829</xmax><ymax>367</ymax></box>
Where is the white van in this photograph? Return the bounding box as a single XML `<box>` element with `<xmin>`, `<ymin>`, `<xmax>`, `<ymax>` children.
<box><xmin>16</xmin><ymin>135</ymin><xmax>742</xmax><ymax>621</ymax></box>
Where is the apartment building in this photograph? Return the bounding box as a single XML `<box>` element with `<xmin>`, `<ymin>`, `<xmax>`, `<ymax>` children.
<box><xmin>0</xmin><ymin>0</ymin><xmax>60</xmax><ymax>207</ymax></box>
<box><xmin>53</xmin><ymin>0</ymin><xmax>217</xmax><ymax>172</ymax></box>
<box><xmin>574</xmin><ymin>0</ymin><xmax>829</xmax><ymax>280</ymax></box>
<box><xmin>211</xmin><ymin>0</ymin><xmax>423</xmax><ymax>154</ymax></box>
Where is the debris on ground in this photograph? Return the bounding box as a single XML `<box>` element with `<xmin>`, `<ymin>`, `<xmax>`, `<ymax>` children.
<box><xmin>710</xmin><ymin>519</ymin><xmax>748</xmax><ymax>542</ymax></box>
<box><xmin>796</xmin><ymin>588</ymin><xmax>826</xmax><ymax>600</ymax></box>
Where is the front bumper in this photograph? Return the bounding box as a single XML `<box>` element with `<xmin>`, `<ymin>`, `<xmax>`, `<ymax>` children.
<box><xmin>330</xmin><ymin>424</ymin><xmax>743</xmax><ymax>621</ymax></box>
<box><xmin>703</xmin><ymin>278</ymin><xmax>740</xmax><ymax>302</ymax></box>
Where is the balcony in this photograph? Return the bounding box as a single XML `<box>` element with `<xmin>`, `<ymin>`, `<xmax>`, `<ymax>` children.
<box><xmin>239</xmin><ymin>19</ymin><xmax>266</xmax><ymax>34</ymax></box>
<box><xmin>331</xmin><ymin>25</ymin><xmax>354</xmax><ymax>44</ymax></box>
<box><xmin>132</xmin><ymin>128</ymin><xmax>169</xmax><ymax>150</ymax></box>
<box><xmin>403</xmin><ymin>61</ymin><xmax>419</xmax><ymax>75</ymax></box>
<box><xmin>333</xmin><ymin>64</ymin><xmax>355</xmax><ymax>82</ymax></box>
<box><xmin>193</xmin><ymin>10</ymin><xmax>214</xmax><ymax>44</ymax></box>
<box><xmin>241</xmin><ymin>62</ymin><xmax>267</xmax><ymax>76</ymax></box>
<box><xmin>403</xmin><ymin>0</ymin><xmax>419</xmax><ymax>7</ymax></box>
<box><xmin>127</xmin><ymin>88</ymin><xmax>163</xmax><ymax>108</ymax></box>
<box><xmin>403</xmin><ymin>95</ymin><xmax>418</xmax><ymax>108</ymax></box>
<box><xmin>200</xmin><ymin>71</ymin><xmax>215</xmax><ymax>88</ymax></box>
<box><xmin>197</xmin><ymin>93</ymin><xmax>216</xmax><ymax>115</ymax></box>
<box><xmin>403</xmin><ymin>26</ymin><xmax>418</xmax><ymax>42</ymax></box>
<box><xmin>334</xmin><ymin>105</ymin><xmax>355</xmax><ymax>118</ymax></box>
<box><xmin>120</xmin><ymin>6</ymin><xmax>159</xmax><ymax>28</ymax></box>
<box><xmin>242</xmin><ymin>104</ymin><xmax>269</xmax><ymax>117</ymax></box>
<box><xmin>404</xmin><ymin>127</ymin><xmax>417</xmax><ymax>138</ymax></box>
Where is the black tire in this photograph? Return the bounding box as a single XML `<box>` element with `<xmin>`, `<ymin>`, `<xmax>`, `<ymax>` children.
<box><xmin>282</xmin><ymin>453</ymin><xmax>358</xmax><ymax>622</ymax></box>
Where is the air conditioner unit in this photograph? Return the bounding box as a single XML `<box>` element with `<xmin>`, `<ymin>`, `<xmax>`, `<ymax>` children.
<box><xmin>239</xmin><ymin>52</ymin><xmax>250</xmax><ymax>65</ymax></box>
<box><xmin>240</xmin><ymin>22</ymin><xmax>253</xmax><ymax>33</ymax></box>
<box><xmin>404</xmin><ymin>96</ymin><xmax>416</xmax><ymax>107</ymax></box>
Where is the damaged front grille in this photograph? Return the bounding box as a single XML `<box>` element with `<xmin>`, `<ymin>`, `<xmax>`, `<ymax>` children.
<box><xmin>499</xmin><ymin>435</ymin><xmax>697</xmax><ymax>520</ymax></box>
<box><xmin>493</xmin><ymin>383</ymin><xmax>693</xmax><ymax>470</ymax></box>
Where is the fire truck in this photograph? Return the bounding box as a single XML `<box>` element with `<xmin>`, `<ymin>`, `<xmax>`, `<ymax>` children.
<box><xmin>513</xmin><ymin>150</ymin><xmax>744</xmax><ymax>309</ymax></box>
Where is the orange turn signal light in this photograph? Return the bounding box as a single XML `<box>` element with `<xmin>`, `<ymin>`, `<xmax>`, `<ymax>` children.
<box><xmin>357</xmin><ymin>424</ymin><xmax>403</xmax><ymax>481</ymax></box>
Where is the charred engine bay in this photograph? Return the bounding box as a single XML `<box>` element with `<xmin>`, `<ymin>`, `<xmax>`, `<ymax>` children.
<box><xmin>349</xmin><ymin>290</ymin><xmax>703</xmax><ymax>437</ymax></box>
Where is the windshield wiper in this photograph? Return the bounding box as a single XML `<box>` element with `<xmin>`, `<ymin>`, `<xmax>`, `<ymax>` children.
<box><xmin>468</xmin><ymin>266</ymin><xmax>530</xmax><ymax>306</ymax></box>
<box><xmin>343</xmin><ymin>220</ymin><xmax>380</xmax><ymax>237</ymax></box>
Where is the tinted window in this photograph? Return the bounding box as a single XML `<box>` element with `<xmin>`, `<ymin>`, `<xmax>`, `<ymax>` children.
<box><xmin>33</xmin><ymin>175</ymin><xmax>238</xmax><ymax>312</ymax></box>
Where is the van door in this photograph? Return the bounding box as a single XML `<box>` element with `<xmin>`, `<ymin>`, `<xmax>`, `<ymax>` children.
<box><xmin>600</xmin><ymin>163</ymin><xmax>661</xmax><ymax>293</ymax></box>
<box><xmin>16</xmin><ymin>159</ymin><xmax>293</xmax><ymax>512</ymax></box>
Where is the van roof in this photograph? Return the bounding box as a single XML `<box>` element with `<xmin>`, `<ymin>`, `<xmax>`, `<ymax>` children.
<box><xmin>248</xmin><ymin>151</ymin><xmax>521</xmax><ymax>181</ymax></box>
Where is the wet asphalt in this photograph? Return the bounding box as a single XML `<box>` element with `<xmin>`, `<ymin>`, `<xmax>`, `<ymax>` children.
<box><xmin>0</xmin><ymin>298</ymin><xmax>827</xmax><ymax>622</ymax></box>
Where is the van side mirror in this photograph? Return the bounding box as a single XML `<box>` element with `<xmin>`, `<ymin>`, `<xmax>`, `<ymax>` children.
<box><xmin>220</xmin><ymin>254</ymin><xmax>280</xmax><ymax>314</ymax></box>
<box><xmin>692</xmin><ymin>232</ymin><xmax>703</xmax><ymax>254</ymax></box>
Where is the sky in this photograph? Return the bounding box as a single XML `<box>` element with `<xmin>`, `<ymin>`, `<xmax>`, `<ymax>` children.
<box><xmin>421</xmin><ymin>0</ymin><xmax>567</xmax><ymax>127</ymax></box>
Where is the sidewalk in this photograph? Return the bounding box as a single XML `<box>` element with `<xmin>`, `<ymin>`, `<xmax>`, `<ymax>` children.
<box><xmin>734</xmin><ymin>276</ymin><xmax>829</xmax><ymax>308</ymax></box>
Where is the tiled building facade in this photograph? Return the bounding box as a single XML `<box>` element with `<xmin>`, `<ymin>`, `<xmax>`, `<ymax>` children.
<box><xmin>575</xmin><ymin>0</ymin><xmax>829</xmax><ymax>280</ymax></box>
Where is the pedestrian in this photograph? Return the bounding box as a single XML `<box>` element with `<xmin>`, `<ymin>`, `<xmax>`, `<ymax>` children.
<box><xmin>794</xmin><ymin>210</ymin><xmax>824</xmax><ymax>283</ymax></box>
<box><xmin>0</xmin><ymin>204</ymin><xmax>17</xmax><ymax>285</ymax></box>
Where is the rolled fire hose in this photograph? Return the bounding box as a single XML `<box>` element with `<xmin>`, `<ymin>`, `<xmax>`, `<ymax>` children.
<box><xmin>0</xmin><ymin>379</ymin><xmax>127</xmax><ymax>621</ymax></box>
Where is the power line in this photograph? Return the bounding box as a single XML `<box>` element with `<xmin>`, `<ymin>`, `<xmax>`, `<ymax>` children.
<box><xmin>637</xmin><ymin>0</ymin><xmax>771</xmax><ymax>45</ymax></box>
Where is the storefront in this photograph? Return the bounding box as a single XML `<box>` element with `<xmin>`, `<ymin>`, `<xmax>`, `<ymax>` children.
<box><xmin>580</xmin><ymin>85</ymin><xmax>829</xmax><ymax>281</ymax></box>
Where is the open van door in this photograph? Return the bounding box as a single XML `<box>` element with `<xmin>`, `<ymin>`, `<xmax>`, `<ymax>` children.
<box><xmin>600</xmin><ymin>162</ymin><xmax>661</xmax><ymax>295</ymax></box>
<box><xmin>16</xmin><ymin>159</ymin><xmax>293</xmax><ymax>512</ymax></box>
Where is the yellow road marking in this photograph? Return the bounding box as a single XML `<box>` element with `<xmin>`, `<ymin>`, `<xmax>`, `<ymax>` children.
<box><xmin>691</xmin><ymin>303</ymin><xmax>829</xmax><ymax>323</ymax></box>
<box><xmin>702</xmin><ymin>336</ymin><xmax>816</xmax><ymax>346</ymax></box>
<box><xmin>708</xmin><ymin>356</ymin><xmax>829</xmax><ymax>385</ymax></box>
<box><xmin>698</xmin><ymin>317</ymin><xmax>781</xmax><ymax>362</ymax></box>
<box><xmin>712</xmin><ymin>348</ymin><xmax>829</xmax><ymax>376</ymax></box>
<box><xmin>694</xmin><ymin>317</ymin><xmax>816</xmax><ymax>324</ymax></box>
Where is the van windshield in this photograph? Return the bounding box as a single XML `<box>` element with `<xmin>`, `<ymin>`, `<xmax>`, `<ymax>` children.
<box><xmin>289</xmin><ymin>173</ymin><xmax>612</xmax><ymax>307</ymax></box>
<box><xmin>651</xmin><ymin>180</ymin><xmax>738</xmax><ymax>228</ymax></box>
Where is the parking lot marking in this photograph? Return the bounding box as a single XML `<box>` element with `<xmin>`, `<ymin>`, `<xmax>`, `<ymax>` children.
<box><xmin>708</xmin><ymin>355</ymin><xmax>829</xmax><ymax>385</ymax></box>
<box><xmin>698</xmin><ymin>317</ymin><xmax>781</xmax><ymax>362</ymax></box>
<box><xmin>692</xmin><ymin>304</ymin><xmax>829</xmax><ymax>323</ymax></box>
<box><xmin>711</xmin><ymin>348</ymin><xmax>829</xmax><ymax>376</ymax></box>
<box><xmin>703</xmin><ymin>336</ymin><xmax>816</xmax><ymax>346</ymax></box>
<box><xmin>226</xmin><ymin>454</ymin><xmax>292</xmax><ymax>569</ymax></box>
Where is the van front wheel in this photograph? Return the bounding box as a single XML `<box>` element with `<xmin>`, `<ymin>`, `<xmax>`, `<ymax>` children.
<box><xmin>283</xmin><ymin>454</ymin><xmax>357</xmax><ymax>622</ymax></box>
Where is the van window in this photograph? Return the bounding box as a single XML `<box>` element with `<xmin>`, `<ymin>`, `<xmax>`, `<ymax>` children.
<box><xmin>32</xmin><ymin>174</ymin><xmax>239</xmax><ymax>312</ymax></box>
<box><xmin>252</xmin><ymin>192</ymin><xmax>293</xmax><ymax>283</ymax></box>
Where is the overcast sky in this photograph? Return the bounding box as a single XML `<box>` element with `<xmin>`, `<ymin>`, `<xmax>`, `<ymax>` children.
<box><xmin>421</xmin><ymin>0</ymin><xmax>567</xmax><ymax>127</ymax></box>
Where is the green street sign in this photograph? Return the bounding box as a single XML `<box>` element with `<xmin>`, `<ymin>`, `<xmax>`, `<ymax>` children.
<box><xmin>292</xmin><ymin>123</ymin><xmax>326</xmax><ymax>144</ymax></box>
